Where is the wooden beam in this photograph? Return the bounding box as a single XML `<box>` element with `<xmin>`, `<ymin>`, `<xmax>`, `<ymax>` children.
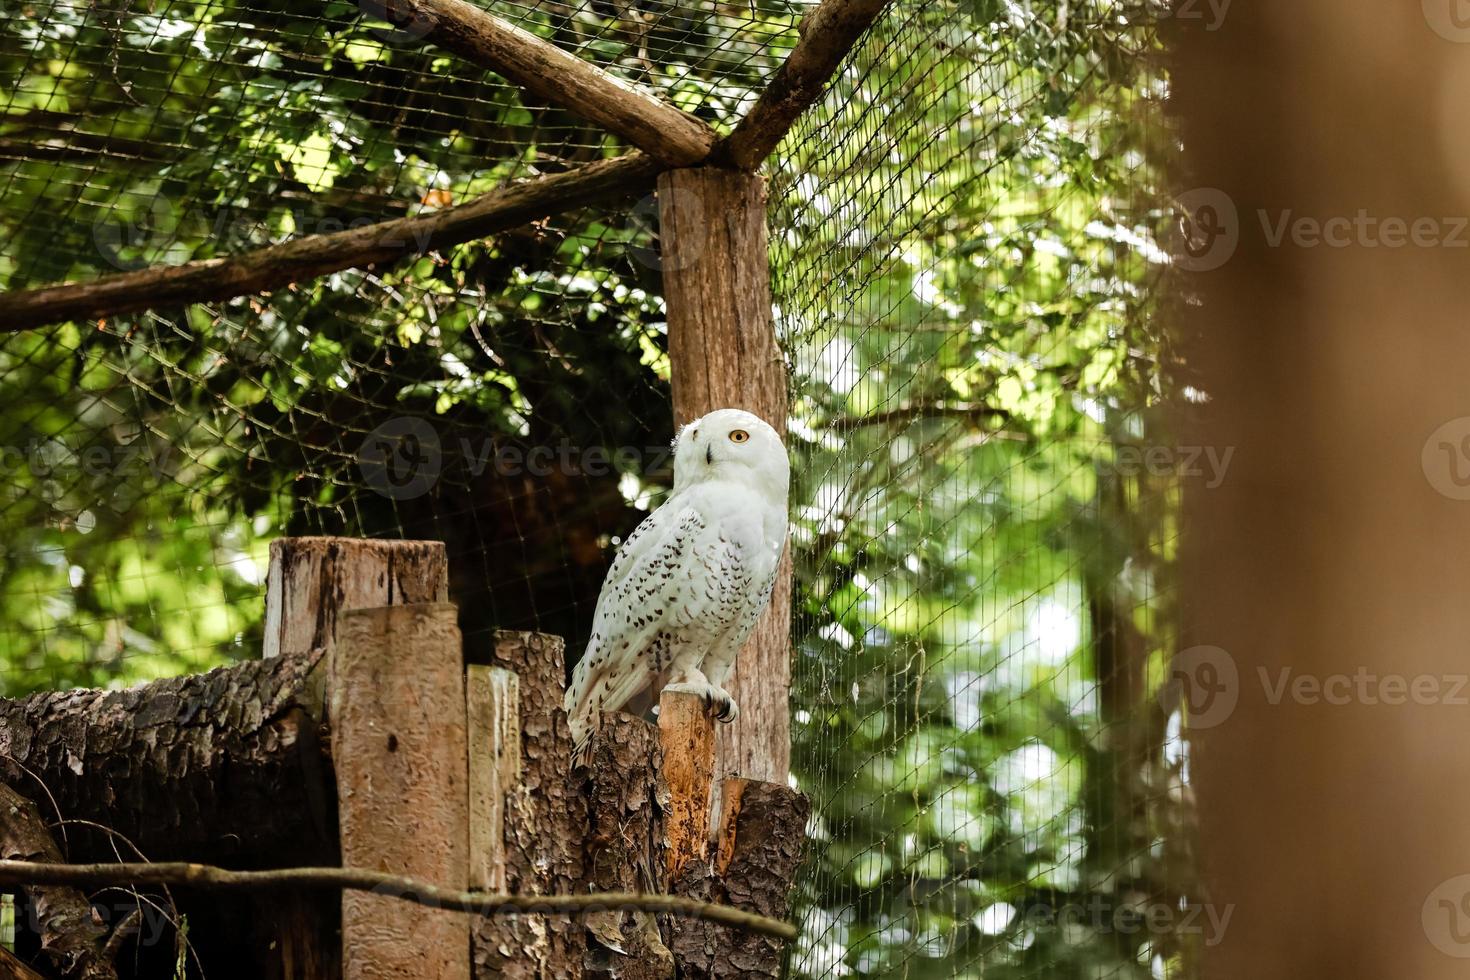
<box><xmin>720</xmin><ymin>0</ymin><xmax>891</xmax><ymax>171</ymax></box>
<box><xmin>658</xmin><ymin>167</ymin><xmax>791</xmax><ymax>784</ymax></box>
<box><xmin>364</xmin><ymin>0</ymin><xmax>714</xmax><ymax>167</ymax></box>
<box><xmin>332</xmin><ymin>602</ymin><xmax>470</xmax><ymax>980</ymax></box>
<box><xmin>466</xmin><ymin>665</ymin><xmax>519</xmax><ymax>894</ymax></box>
<box><xmin>0</xmin><ymin>153</ymin><xmax>659</xmax><ymax>333</ymax></box>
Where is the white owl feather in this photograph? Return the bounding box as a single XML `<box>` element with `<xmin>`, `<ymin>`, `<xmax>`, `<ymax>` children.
<box><xmin>565</xmin><ymin>408</ymin><xmax>789</xmax><ymax>764</ymax></box>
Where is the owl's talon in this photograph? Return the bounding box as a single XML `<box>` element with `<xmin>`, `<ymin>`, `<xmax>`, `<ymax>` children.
<box><xmin>713</xmin><ymin>696</ymin><xmax>739</xmax><ymax>724</ymax></box>
<box><xmin>662</xmin><ymin>681</ymin><xmax>739</xmax><ymax>724</ymax></box>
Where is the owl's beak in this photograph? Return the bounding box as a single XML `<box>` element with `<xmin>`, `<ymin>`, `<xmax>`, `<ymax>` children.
<box><xmin>705</xmin><ymin>445</ymin><xmax>714</xmax><ymax>466</ymax></box>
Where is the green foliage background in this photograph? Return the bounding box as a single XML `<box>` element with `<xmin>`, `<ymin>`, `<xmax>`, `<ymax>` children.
<box><xmin>0</xmin><ymin>0</ymin><xmax>1193</xmax><ymax>976</ymax></box>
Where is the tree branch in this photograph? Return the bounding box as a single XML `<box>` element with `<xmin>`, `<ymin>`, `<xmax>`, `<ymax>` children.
<box><xmin>0</xmin><ymin>785</ymin><xmax>118</xmax><ymax>980</ymax></box>
<box><xmin>363</xmin><ymin>0</ymin><xmax>715</xmax><ymax>166</ymax></box>
<box><xmin>826</xmin><ymin>402</ymin><xmax>1014</xmax><ymax>430</ymax></box>
<box><xmin>720</xmin><ymin>0</ymin><xmax>893</xmax><ymax>171</ymax></box>
<box><xmin>0</xmin><ymin>153</ymin><xmax>659</xmax><ymax>333</ymax></box>
<box><xmin>0</xmin><ymin>861</ymin><xmax>799</xmax><ymax>941</ymax></box>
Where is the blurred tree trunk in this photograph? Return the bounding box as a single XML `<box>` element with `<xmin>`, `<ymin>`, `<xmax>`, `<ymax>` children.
<box><xmin>1174</xmin><ymin>4</ymin><xmax>1470</xmax><ymax>977</ymax></box>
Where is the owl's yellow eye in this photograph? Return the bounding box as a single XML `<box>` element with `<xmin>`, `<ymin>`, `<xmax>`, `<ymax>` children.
<box><xmin>728</xmin><ymin>429</ymin><xmax>750</xmax><ymax>444</ymax></box>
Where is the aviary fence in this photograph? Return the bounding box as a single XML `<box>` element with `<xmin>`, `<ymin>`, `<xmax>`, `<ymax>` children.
<box><xmin>0</xmin><ymin>0</ymin><xmax>1187</xmax><ymax>977</ymax></box>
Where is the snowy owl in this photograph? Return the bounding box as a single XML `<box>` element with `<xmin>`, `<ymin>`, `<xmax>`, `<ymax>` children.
<box><xmin>565</xmin><ymin>408</ymin><xmax>789</xmax><ymax>764</ymax></box>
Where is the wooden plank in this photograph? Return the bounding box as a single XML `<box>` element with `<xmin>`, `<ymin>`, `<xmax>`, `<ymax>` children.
<box><xmin>264</xmin><ymin>537</ymin><xmax>450</xmax><ymax>659</ymax></box>
<box><xmin>659</xmin><ymin>167</ymin><xmax>791</xmax><ymax>784</ymax></box>
<box><xmin>657</xmin><ymin>690</ymin><xmax>717</xmax><ymax>887</ymax></box>
<box><xmin>466</xmin><ymin>665</ymin><xmax>519</xmax><ymax>894</ymax></box>
<box><xmin>0</xmin><ymin>153</ymin><xmax>659</xmax><ymax>333</ymax></box>
<box><xmin>364</xmin><ymin>0</ymin><xmax>714</xmax><ymax>167</ymax></box>
<box><xmin>720</xmin><ymin>0</ymin><xmax>892</xmax><ymax>171</ymax></box>
<box><xmin>332</xmin><ymin>602</ymin><xmax>470</xmax><ymax>980</ymax></box>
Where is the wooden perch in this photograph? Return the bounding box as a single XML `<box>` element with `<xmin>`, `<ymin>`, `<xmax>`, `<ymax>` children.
<box><xmin>657</xmin><ymin>691</ymin><xmax>716</xmax><ymax>887</ymax></box>
<box><xmin>583</xmin><ymin>705</ymin><xmax>810</xmax><ymax>979</ymax></box>
<box><xmin>0</xmin><ymin>784</ymin><xmax>118</xmax><ymax>980</ymax></box>
<box><xmin>720</xmin><ymin>0</ymin><xmax>893</xmax><ymax>171</ymax></box>
<box><xmin>362</xmin><ymin>0</ymin><xmax>715</xmax><ymax>167</ymax></box>
<box><xmin>0</xmin><ymin>861</ymin><xmax>798</xmax><ymax>940</ymax></box>
<box><xmin>0</xmin><ymin>153</ymin><xmax>659</xmax><ymax>333</ymax></box>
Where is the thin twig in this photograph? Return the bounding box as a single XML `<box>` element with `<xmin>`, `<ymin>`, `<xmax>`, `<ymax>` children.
<box><xmin>0</xmin><ymin>861</ymin><xmax>799</xmax><ymax>940</ymax></box>
<box><xmin>101</xmin><ymin>909</ymin><xmax>142</xmax><ymax>962</ymax></box>
<box><xmin>825</xmin><ymin>402</ymin><xmax>1015</xmax><ymax>430</ymax></box>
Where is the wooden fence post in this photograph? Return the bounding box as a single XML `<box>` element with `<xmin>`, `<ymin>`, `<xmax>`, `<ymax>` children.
<box><xmin>332</xmin><ymin>603</ymin><xmax>470</xmax><ymax>980</ymax></box>
<box><xmin>659</xmin><ymin>166</ymin><xmax>791</xmax><ymax>785</ymax></box>
<box><xmin>261</xmin><ymin>536</ymin><xmax>453</xmax><ymax>979</ymax></box>
<box><xmin>263</xmin><ymin>537</ymin><xmax>449</xmax><ymax>659</ymax></box>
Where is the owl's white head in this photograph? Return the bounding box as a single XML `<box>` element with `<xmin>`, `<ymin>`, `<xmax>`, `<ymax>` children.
<box><xmin>672</xmin><ymin>408</ymin><xmax>789</xmax><ymax>499</ymax></box>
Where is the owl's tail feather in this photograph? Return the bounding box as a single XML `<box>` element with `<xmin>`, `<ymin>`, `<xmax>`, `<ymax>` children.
<box><xmin>570</xmin><ymin>730</ymin><xmax>595</xmax><ymax>771</ymax></box>
<box><xmin>567</xmin><ymin>703</ymin><xmax>597</xmax><ymax>770</ymax></box>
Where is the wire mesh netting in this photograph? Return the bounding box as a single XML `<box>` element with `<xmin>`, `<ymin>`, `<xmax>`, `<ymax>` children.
<box><xmin>1</xmin><ymin>0</ymin><xmax>1194</xmax><ymax>976</ymax></box>
<box><xmin>771</xmin><ymin>3</ymin><xmax>1192</xmax><ymax>975</ymax></box>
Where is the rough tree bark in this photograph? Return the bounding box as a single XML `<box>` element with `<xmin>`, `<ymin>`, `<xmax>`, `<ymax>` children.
<box><xmin>0</xmin><ymin>651</ymin><xmax>333</xmax><ymax>867</ymax></box>
<box><xmin>583</xmin><ymin>714</ymin><xmax>673</xmax><ymax>980</ymax></box>
<box><xmin>667</xmin><ymin>781</ymin><xmax>810</xmax><ymax>979</ymax></box>
<box><xmin>471</xmin><ymin>631</ymin><xmax>587</xmax><ymax>980</ymax></box>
